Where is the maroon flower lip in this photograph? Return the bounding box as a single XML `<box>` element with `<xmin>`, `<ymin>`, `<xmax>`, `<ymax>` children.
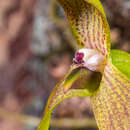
<box><xmin>74</xmin><ymin>52</ymin><xmax>84</xmax><ymax>64</ymax></box>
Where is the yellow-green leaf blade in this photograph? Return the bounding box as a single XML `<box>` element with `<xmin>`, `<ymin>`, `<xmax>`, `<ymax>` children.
<box><xmin>37</xmin><ymin>66</ymin><xmax>99</xmax><ymax>130</ymax></box>
<box><xmin>91</xmin><ymin>61</ymin><xmax>130</xmax><ymax>129</ymax></box>
<box><xmin>38</xmin><ymin>89</ymin><xmax>91</xmax><ymax>130</ymax></box>
<box><xmin>57</xmin><ymin>0</ymin><xmax>111</xmax><ymax>56</ymax></box>
<box><xmin>110</xmin><ymin>49</ymin><xmax>130</xmax><ymax>79</ymax></box>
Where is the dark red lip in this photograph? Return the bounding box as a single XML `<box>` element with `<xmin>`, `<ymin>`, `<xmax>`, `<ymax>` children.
<box><xmin>74</xmin><ymin>52</ymin><xmax>84</xmax><ymax>63</ymax></box>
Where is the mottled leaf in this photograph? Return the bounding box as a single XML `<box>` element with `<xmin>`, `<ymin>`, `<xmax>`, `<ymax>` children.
<box><xmin>91</xmin><ymin>61</ymin><xmax>130</xmax><ymax>129</ymax></box>
<box><xmin>57</xmin><ymin>0</ymin><xmax>111</xmax><ymax>56</ymax></box>
<box><xmin>38</xmin><ymin>90</ymin><xmax>91</xmax><ymax>130</ymax></box>
<box><xmin>38</xmin><ymin>66</ymin><xmax>101</xmax><ymax>130</ymax></box>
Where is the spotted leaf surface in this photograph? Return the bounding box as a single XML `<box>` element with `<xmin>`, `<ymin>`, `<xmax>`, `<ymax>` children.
<box><xmin>57</xmin><ymin>0</ymin><xmax>110</xmax><ymax>56</ymax></box>
<box><xmin>38</xmin><ymin>89</ymin><xmax>91</xmax><ymax>130</ymax></box>
<box><xmin>38</xmin><ymin>66</ymin><xmax>100</xmax><ymax>130</ymax></box>
<box><xmin>91</xmin><ymin>61</ymin><xmax>130</xmax><ymax>129</ymax></box>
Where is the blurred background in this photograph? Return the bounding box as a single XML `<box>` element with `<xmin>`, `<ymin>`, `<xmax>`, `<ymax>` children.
<box><xmin>0</xmin><ymin>0</ymin><xmax>129</xmax><ymax>130</ymax></box>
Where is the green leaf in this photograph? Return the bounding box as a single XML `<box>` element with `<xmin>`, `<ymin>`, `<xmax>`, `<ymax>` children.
<box><xmin>110</xmin><ymin>49</ymin><xmax>130</xmax><ymax>79</ymax></box>
<box><xmin>37</xmin><ymin>66</ymin><xmax>101</xmax><ymax>130</ymax></box>
<box><xmin>91</xmin><ymin>61</ymin><xmax>130</xmax><ymax>129</ymax></box>
<box><xmin>57</xmin><ymin>0</ymin><xmax>111</xmax><ymax>56</ymax></box>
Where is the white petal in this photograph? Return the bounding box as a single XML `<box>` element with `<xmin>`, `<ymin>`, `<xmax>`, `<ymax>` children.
<box><xmin>84</xmin><ymin>53</ymin><xmax>105</xmax><ymax>72</ymax></box>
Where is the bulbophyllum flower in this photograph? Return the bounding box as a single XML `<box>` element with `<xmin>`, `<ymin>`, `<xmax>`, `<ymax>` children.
<box><xmin>38</xmin><ymin>0</ymin><xmax>130</xmax><ymax>130</ymax></box>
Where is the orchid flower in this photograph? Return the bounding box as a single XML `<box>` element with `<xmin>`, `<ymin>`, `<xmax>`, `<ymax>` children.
<box><xmin>38</xmin><ymin>0</ymin><xmax>130</xmax><ymax>129</ymax></box>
